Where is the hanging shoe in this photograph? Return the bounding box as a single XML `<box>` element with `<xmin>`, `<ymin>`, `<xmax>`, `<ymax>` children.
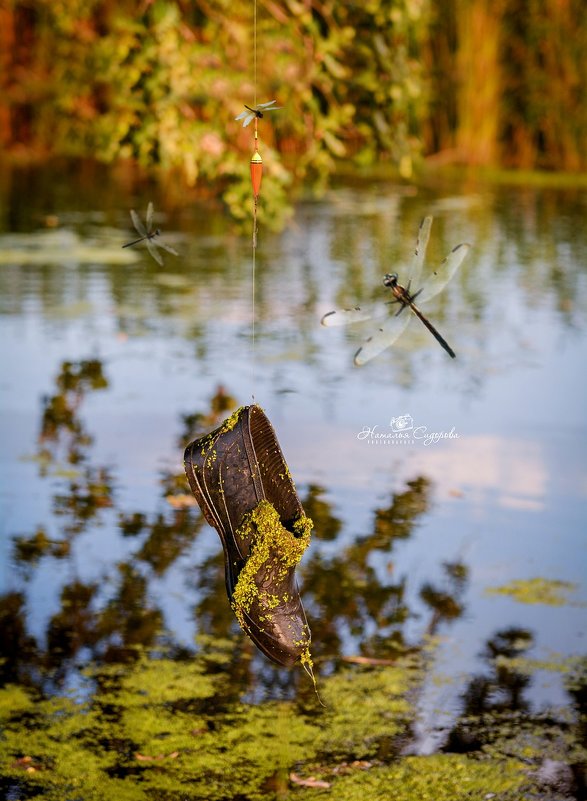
<box><xmin>184</xmin><ymin>405</ymin><xmax>312</xmax><ymax>667</ymax></box>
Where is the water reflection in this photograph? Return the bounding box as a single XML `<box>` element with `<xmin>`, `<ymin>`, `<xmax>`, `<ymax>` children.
<box><xmin>457</xmin><ymin>627</ymin><xmax>534</xmax><ymax>724</ymax></box>
<box><xmin>441</xmin><ymin>628</ymin><xmax>587</xmax><ymax>798</ymax></box>
<box><xmin>39</xmin><ymin>359</ymin><xmax>109</xmax><ymax>467</ymax></box>
<box><xmin>303</xmin><ymin>478</ymin><xmax>436</xmax><ymax>660</ymax></box>
<box><xmin>419</xmin><ymin>560</ymin><xmax>468</xmax><ymax>637</ymax></box>
<box><xmin>1</xmin><ymin>174</ymin><xmax>586</xmax><ymax>798</ymax></box>
<box><xmin>1</xmin><ymin>183</ymin><xmax>585</xmax><ymax>385</ymax></box>
<box><xmin>2</xmin><ymin>368</ymin><xmax>465</xmax><ymax>694</ymax></box>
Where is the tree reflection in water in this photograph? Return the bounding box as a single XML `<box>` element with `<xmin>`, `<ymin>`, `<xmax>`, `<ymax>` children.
<box><xmin>1</xmin><ymin>359</ymin><xmax>471</xmax><ymax>695</ymax></box>
<box><xmin>1</xmin><ymin>358</ymin><xmax>586</xmax><ymax>800</ymax></box>
<box><xmin>443</xmin><ymin>629</ymin><xmax>587</xmax><ymax>798</ymax></box>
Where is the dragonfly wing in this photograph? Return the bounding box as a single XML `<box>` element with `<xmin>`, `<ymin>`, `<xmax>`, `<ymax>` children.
<box><xmin>145</xmin><ymin>237</ymin><xmax>163</xmax><ymax>266</ymax></box>
<box><xmin>159</xmin><ymin>241</ymin><xmax>179</xmax><ymax>256</ymax></box>
<box><xmin>354</xmin><ymin>309</ymin><xmax>411</xmax><ymax>366</ymax></box>
<box><xmin>321</xmin><ymin>303</ymin><xmax>391</xmax><ymax>327</ymax></box>
<box><xmin>257</xmin><ymin>100</ymin><xmax>277</xmax><ymax>108</ymax></box>
<box><xmin>407</xmin><ymin>215</ymin><xmax>432</xmax><ymax>289</ymax></box>
<box><xmin>235</xmin><ymin>110</ymin><xmax>248</xmax><ymax>121</ymax></box>
<box><xmin>242</xmin><ymin>113</ymin><xmax>255</xmax><ymax>127</ymax></box>
<box><xmin>417</xmin><ymin>242</ymin><xmax>470</xmax><ymax>304</ymax></box>
<box><xmin>130</xmin><ymin>209</ymin><xmax>147</xmax><ymax>238</ymax></box>
<box><xmin>263</xmin><ymin>106</ymin><xmax>282</xmax><ymax>112</ymax></box>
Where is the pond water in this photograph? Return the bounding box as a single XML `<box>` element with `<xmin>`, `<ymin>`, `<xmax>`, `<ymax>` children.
<box><xmin>1</xmin><ymin>164</ymin><xmax>586</xmax><ymax>797</ymax></box>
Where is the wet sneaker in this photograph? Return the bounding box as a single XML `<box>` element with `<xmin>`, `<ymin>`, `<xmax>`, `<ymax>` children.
<box><xmin>184</xmin><ymin>405</ymin><xmax>312</xmax><ymax>667</ymax></box>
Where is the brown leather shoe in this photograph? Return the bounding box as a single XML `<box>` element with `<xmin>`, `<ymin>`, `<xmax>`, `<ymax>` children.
<box><xmin>183</xmin><ymin>405</ymin><xmax>312</xmax><ymax>667</ymax></box>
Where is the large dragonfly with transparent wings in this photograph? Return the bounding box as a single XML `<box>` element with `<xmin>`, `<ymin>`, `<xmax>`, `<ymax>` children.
<box><xmin>122</xmin><ymin>202</ymin><xmax>178</xmax><ymax>266</ymax></box>
<box><xmin>235</xmin><ymin>100</ymin><xmax>282</xmax><ymax>127</ymax></box>
<box><xmin>321</xmin><ymin>217</ymin><xmax>470</xmax><ymax>365</ymax></box>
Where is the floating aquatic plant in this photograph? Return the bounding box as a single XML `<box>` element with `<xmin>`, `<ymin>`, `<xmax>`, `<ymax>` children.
<box><xmin>485</xmin><ymin>578</ymin><xmax>579</xmax><ymax>607</ymax></box>
<box><xmin>1</xmin><ymin>646</ymin><xmax>577</xmax><ymax>801</ymax></box>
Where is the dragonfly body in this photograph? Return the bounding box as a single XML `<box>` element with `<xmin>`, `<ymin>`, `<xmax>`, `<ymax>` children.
<box><xmin>244</xmin><ymin>104</ymin><xmax>265</xmax><ymax>119</ymax></box>
<box><xmin>122</xmin><ymin>228</ymin><xmax>162</xmax><ymax>249</ymax></box>
<box><xmin>381</xmin><ymin>272</ymin><xmax>456</xmax><ymax>360</ymax></box>
<box><xmin>321</xmin><ymin>217</ymin><xmax>470</xmax><ymax>366</ymax></box>
<box><xmin>122</xmin><ymin>203</ymin><xmax>178</xmax><ymax>266</ymax></box>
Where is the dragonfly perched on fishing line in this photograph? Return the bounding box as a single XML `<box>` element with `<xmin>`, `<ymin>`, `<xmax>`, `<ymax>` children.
<box><xmin>235</xmin><ymin>100</ymin><xmax>282</xmax><ymax>127</ymax></box>
<box><xmin>321</xmin><ymin>217</ymin><xmax>470</xmax><ymax>365</ymax></box>
<box><xmin>122</xmin><ymin>202</ymin><xmax>178</xmax><ymax>266</ymax></box>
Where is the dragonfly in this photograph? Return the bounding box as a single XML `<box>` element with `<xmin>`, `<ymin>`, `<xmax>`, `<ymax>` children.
<box><xmin>122</xmin><ymin>202</ymin><xmax>178</xmax><ymax>266</ymax></box>
<box><xmin>321</xmin><ymin>217</ymin><xmax>470</xmax><ymax>365</ymax></box>
<box><xmin>235</xmin><ymin>100</ymin><xmax>282</xmax><ymax>127</ymax></box>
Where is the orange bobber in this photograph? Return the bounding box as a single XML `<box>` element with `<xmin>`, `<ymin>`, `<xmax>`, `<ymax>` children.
<box><xmin>250</xmin><ymin>150</ymin><xmax>263</xmax><ymax>199</ymax></box>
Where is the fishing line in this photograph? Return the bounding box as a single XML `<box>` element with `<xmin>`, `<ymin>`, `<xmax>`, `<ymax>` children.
<box><xmin>252</xmin><ymin>210</ymin><xmax>256</xmax><ymax>401</ymax></box>
<box><xmin>253</xmin><ymin>0</ymin><xmax>257</xmax><ymax>110</ymax></box>
<box><xmin>251</xmin><ymin>0</ymin><xmax>258</xmax><ymax>401</ymax></box>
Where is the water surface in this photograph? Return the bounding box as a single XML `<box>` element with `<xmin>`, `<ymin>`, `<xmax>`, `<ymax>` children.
<box><xmin>1</xmin><ymin>166</ymin><xmax>586</xmax><ymax>793</ymax></box>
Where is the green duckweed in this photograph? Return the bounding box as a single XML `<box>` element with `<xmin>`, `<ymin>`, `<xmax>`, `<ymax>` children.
<box><xmin>198</xmin><ymin>406</ymin><xmax>244</xmax><ymax>457</ymax></box>
<box><xmin>292</xmin><ymin>754</ymin><xmax>529</xmax><ymax>801</ymax></box>
<box><xmin>1</xmin><ymin>650</ymin><xmax>577</xmax><ymax>801</ymax></box>
<box><xmin>485</xmin><ymin>577</ymin><xmax>579</xmax><ymax>606</ymax></box>
<box><xmin>231</xmin><ymin>499</ymin><xmax>312</xmax><ymax>632</ymax></box>
<box><xmin>218</xmin><ymin>406</ymin><xmax>244</xmax><ymax>435</ymax></box>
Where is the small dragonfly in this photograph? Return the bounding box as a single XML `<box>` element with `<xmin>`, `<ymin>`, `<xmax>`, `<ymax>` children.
<box><xmin>321</xmin><ymin>217</ymin><xmax>470</xmax><ymax>365</ymax></box>
<box><xmin>122</xmin><ymin>202</ymin><xmax>178</xmax><ymax>266</ymax></box>
<box><xmin>235</xmin><ymin>100</ymin><xmax>282</xmax><ymax>128</ymax></box>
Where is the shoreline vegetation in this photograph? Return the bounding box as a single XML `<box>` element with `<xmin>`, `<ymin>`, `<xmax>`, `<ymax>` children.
<box><xmin>1</xmin><ymin>0</ymin><xmax>585</xmax><ymax>224</ymax></box>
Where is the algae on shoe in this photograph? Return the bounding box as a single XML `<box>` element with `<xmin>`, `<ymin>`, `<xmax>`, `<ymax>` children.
<box><xmin>232</xmin><ymin>499</ymin><xmax>312</xmax><ymax>631</ymax></box>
